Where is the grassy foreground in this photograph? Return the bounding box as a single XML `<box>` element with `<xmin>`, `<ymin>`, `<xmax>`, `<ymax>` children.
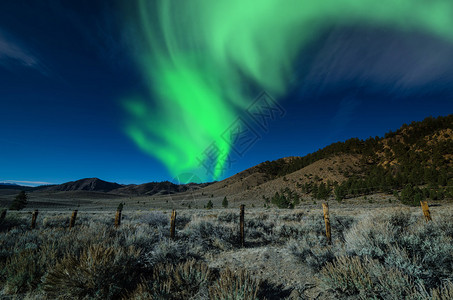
<box><xmin>1</xmin><ymin>205</ymin><xmax>453</xmax><ymax>299</ymax></box>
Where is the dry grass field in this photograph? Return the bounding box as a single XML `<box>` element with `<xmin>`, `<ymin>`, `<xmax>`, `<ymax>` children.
<box><xmin>1</xmin><ymin>197</ymin><xmax>453</xmax><ymax>299</ymax></box>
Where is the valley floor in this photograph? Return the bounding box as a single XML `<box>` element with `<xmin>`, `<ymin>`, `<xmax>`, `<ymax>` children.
<box><xmin>1</xmin><ymin>199</ymin><xmax>453</xmax><ymax>299</ymax></box>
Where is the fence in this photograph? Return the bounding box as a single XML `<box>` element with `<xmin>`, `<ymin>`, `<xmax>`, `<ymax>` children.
<box><xmin>1</xmin><ymin>201</ymin><xmax>432</xmax><ymax>246</ymax></box>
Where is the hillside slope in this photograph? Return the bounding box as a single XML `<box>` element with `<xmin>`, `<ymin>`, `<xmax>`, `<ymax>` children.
<box><xmin>196</xmin><ymin>114</ymin><xmax>453</xmax><ymax>205</ymax></box>
<box><xmin>27</xmin><ymin>114</ymin><xmax>452</xmax><ymax>207</ymax></box>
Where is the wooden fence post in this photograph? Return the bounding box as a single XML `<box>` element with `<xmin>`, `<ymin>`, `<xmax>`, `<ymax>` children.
<box><xmin>69</xmin><ymin>210</ymin><xmax>78</xmax><ymax>229</ymax></box>
<box><xmin>114</xmin><ymin>208</ymin><xmax>122</xmax><ymax>228</ymax></box>
<box><xmin>240</xmin><ymin>204</ymin><xmax>245</xmax><ymax>247</ymax></box>
<box><xmin>420</xmin><ymin>201</ymin><xmax>432</xmax><ymax>222</ymax></box>
<box><xmin>31</xmin><ymin>209</ymin><xmax>38</xmax><ymax>229</ymax></box>
<box><xmin>170</xmin><ymin>210</ymin><xmax>176</xmax><ymax>240</ymax></box>
<box><xmin>322</xmin><ymin>203</ymin><xmax>331</xmax><ymax>244</ymax></box>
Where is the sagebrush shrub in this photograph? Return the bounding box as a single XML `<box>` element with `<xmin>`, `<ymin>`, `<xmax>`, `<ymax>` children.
<box><xmin>143</xmin><ymin>259</ymin><xmax>212</xmax><ymax>299</ymax></box>
<box><xmin>345</xmin><ymin>216</ymin><xmax>399</xmax><ymax>259</ymax></box>
<box><xmin>125</xmin><ymin>283</ymin><xmax>154</xmax><ymax>300</ymax></box>
<box><xmin>430</xmin><ymin>281</ymin><xmax>453</xmax><ymax>300</ymax></box>
<box><xmin>0</xmin><ymin>230</ymin><xmax>64</xmax><ymax>295</ymax></box>
<box><xmin>288</xmin><ymin>235</ymin><xmax>338</xmax><ymax>271</ymax></box>
<box><xmin>143</xmin><ymin>238</ymin><xmax>195</xmax><ymax>266</ymax></box>
<box><xmin>42</xmin><ymin>215</ymin><xmax>69</xmax><ymax>229</ymax></box>
<box><xmin>217</xmin><ymin>211</ymin><xmax>238</xmax><ymax>223</ymax></box>
<box><xmin>181</xmin><ymin>219</ymin><xmax>238</xmax><ymax>251</ymax></box>
<box><xmin>43</xmin><ymin>244</ymin><xmax>143</xmax><ymax>299</ymax></box>
<box><xmin>209</xmin><ymin>268</ymin><xmax>261</xmax><ymax>300</ymax></box>
<box><xmin>0</xmin><ymin>212</ymin><xmax>27</xmax><ymax>232</ymax></box>
<box><xmin>320</xmin><ymin>255</ymin><xmax>417</xmax><ymax>299</ymax></box>
<box><xmin>344</xmin><ymin>210</ymin><xmax>453</xmax><ymax>290</ymax></box>
<box><xmin>1</xmin><ymin>249</ymin><xmax>43</xmax><ymax>294</ymax></box>
<box><xmin>135</xmin><ymin>211</ymin><xmax>169</xmax><ymax>227</ymax></box>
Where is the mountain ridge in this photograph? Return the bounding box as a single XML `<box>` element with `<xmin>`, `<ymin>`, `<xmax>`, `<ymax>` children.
<box><xmin>26</xmin><ymin>114</ymin><xmax>453</xmax><ymax>204</ymax></box>
<box><xmin>199</xmin><ymin>114</ymin><xmax>453</xmax><ymax>205</ymax></box>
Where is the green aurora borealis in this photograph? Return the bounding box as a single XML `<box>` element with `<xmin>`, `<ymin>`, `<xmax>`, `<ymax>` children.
<box><xmin>123</xmin><ymin>0</ymin><xmax>453</xmax><ymax>182</ymax></box>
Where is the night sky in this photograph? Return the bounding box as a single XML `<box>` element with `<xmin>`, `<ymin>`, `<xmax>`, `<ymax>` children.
<box><xmin>1</xmin><ymin>1</ymin><xmax>452</xmax><ymax>186</ymax></box>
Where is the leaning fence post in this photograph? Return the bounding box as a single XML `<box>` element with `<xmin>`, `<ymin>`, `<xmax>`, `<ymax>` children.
<box><xmin>31</xmin><ymin>209</ymin><xmax>39</xmax><ymax>229</ymax></box>
<box><xmin>420</xmin><ymin>201</ymin><xmax>432</xmax><ymax>222</ymax></box>
<box><xmin>114</xmin><ymin>208</ymin><xmax>122</xmax><ymax>228</ymax></box>
<box><xmin>69</xmin><ymin>210</ymin><xmax>78</xmax><ymax>229</ymax></box>
<box><xmin>170</xmin><ymin>210</ymin><xmax>176</xmax><ymax>240</ymax></box>
<box><xmin>322</xmin><ymin>203</ymin><xmax>331</xmax><ymax>244</ymax></box>
<box><xmin>240</xmin><ymin>204</ymin><xmax>245</xmax><ymax>247</ymax></box>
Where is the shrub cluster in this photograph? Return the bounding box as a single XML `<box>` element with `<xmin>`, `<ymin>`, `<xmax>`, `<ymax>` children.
<box><xmin>0</xmin><ymin>210</ymin><xmax>281</xmax><ymax>299</ymax></box>
<box><xmin>288</xmin><ymin>208</ymin><xmax>453</xmax><ymax>299</ymax></box>
<box><xmin>2</xmin><ymin>207</ymin><xmax>453</xmax><ymax>299</ymax></box>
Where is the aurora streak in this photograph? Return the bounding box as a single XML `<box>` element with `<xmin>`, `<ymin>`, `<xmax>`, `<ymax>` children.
<box><xmin>123</xmin><ymin>0</ymin><xmax>453</xmax><ymax>182</ymax></box>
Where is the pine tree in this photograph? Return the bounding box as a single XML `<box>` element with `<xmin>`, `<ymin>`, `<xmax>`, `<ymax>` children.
<box><xmin>222</xmin><ymin>196</ymin><xmax>228</xmax><ymax>208</ymax></box>
<box><xmin>312</xmin><ymin>183</ymin><xmax>319</xmax><ymax>198</ymax></box>
<box><xmin>10</xmin><ymin>191</ymin><xmax>28</xmax><ymax>210</ymax></box>
<box><xmin>206</xmin><ymin>200</ymin><xmax>213</xmax><ymax>209</ymax></box>
<box><xmin>334</xmin><ymin>186</ymin><xmax>346</xmax><ymax>202</ymax></box>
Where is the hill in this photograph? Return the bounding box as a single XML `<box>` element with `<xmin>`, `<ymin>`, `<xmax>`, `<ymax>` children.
<box><xmin>0</xmin><ymin>183</ymin><xmax>34</xmax><ymax>191</ymax></box>
<box><xmin>42</xmin><ymin>178</ymin><xmax>123</xmax><ymax>193</ymax></box>
<box><xmin>197</xmin><ymin>114</ymin><xmax>453</xmax><ymax>206</ymax></box>
<box><xmin>112</xmin><ymin>181</ymin><xmax>211</xmax><ymax>196</ymax></box>
<box><xmin>36</xmin><ymin>178</ymin><xmax>211</xmax><ymax>197</ymax></box>
<box><xmin>22</xmin><ymin>114</ymin><xmax>453</xmax><ymax>208</ymax></box>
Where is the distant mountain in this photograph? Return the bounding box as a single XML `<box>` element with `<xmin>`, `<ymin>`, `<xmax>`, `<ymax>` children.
<box><xmin>0</xmin><ymin>183</ymin><xmax>32</xmax><ymax>190</ymax></box>
<box><xmin>29</xmin><ymin>114</ymin><xmax>453</xmax><ymax>205</ymax></box>
<box><xmin>112</xmin><ymin>181</ymin><xmax>211</xmax><ymax>196</ymax></box>
<box><xmin>42</xmin><ymin>178</ymin><xmax>123</xmax><ymax>193</ymax></box>
<box><xmin>38</xmin><ymin>178</ymin><xmax>212</xmax><ymax>196</ymax></box>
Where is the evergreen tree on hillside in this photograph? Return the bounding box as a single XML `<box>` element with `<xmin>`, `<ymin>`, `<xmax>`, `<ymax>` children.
<box><xmin>334</xmin><ymin>185</ymin><xmax>347</xmax><ymax>202</ymax></box>
<box><xmin>271</xmin><ymin>192</ymin><xmax>285</xmax><ymax>208</ymax></box>
<box><xmin>258</xmin><ymin>115</ymin><xmax>452</xmax><ymax>181</ymax></box>
<box><xmin>259</xmin><ymin>115</ymin><xmax>452</xmax><ymax>203</ymax></box>
<box><xmin>317</xmin><ymin>182</ymin><xmax>331</xmax><ymax>200</ymax></box>
<box><xmin>400</xmin><ymin>184</ymin><xmax>425</xmax><ymax>206</ymax></box>
<box><xmin>206</xmin><ymin>200</ymin><xmax>213</xmax><ymax>209</ymax></box>
<box><xmin>222</xmin><ymin>196</ymin><xmax>228</xmax><ymax>208</ymax></box>
<box><xmin>10</xmin><ymin>191</ymin><xmax>28</xmax><ymax>210</ymax></box>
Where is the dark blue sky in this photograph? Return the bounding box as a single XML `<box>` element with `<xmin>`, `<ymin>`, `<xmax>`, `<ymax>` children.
<box><xmin>1</xmin><ymin>1</ymin><xmax>452</xmax><ymax>186</ymax></box>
